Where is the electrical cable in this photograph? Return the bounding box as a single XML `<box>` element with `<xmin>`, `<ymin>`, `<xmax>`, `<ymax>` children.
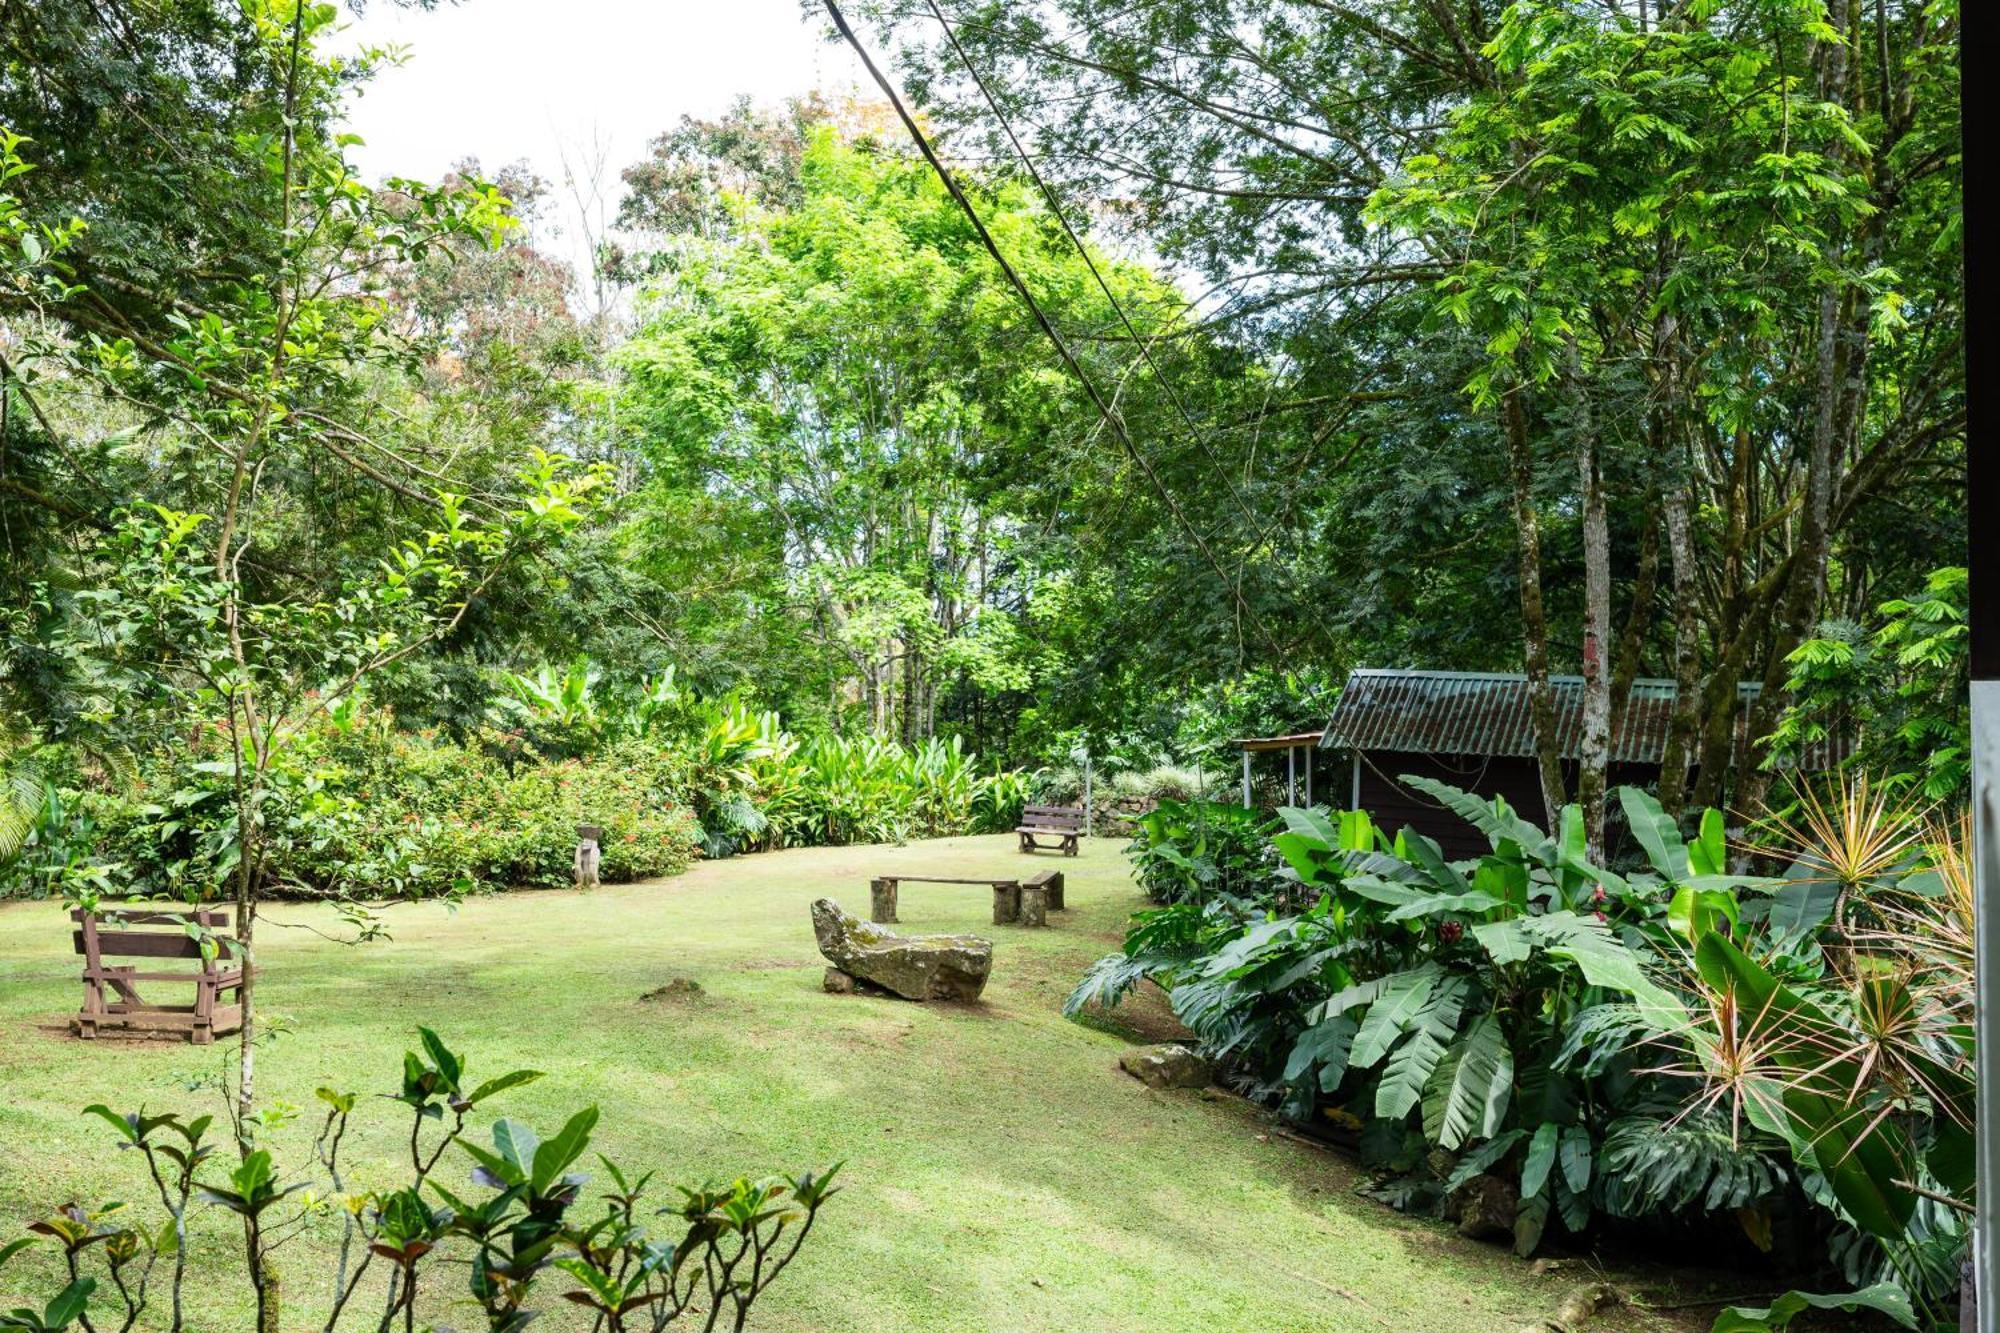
<box><xmin>820</xmin><ymin>0</ymin><xmax>1285</xmax><ymax>660</ymax></box>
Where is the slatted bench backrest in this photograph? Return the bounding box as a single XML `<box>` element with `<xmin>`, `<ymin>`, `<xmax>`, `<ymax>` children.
<box><xmin>73</xmin><ymin>908</ymin><xmax>234</xmax><ymax>967</ymax></box>
<box><xmin>1020</xmin><ymin>804</ymin><xmax>1086</xmax><ymax>830</ymax></box>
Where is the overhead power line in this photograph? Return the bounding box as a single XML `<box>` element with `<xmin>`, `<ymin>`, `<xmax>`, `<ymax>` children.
<box><xmin>820</xmin><ymin>0</ymin><xmax>1284</xmax><ymax>658</ymax></box>
<box><xmin>920</xmin><ymin>0</ymin><xmax>1278</xmax><ymax>555</ymax></box>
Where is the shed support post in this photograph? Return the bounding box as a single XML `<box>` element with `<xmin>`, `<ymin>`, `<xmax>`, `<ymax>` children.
<box><xmin>1083</xmin><ymin>752</ymin><xmax>1093</xmax><ymax>837</ymax></box>
<box><xmin>1242</xmin><ymin>749</ymin><xmax>1252</xmax><ymax>807</ymax></box>
<box><xmin>1287</xmin><ymin>746</ymin><xmax>1297</xmax><ymax>805</ymax></box>
<box><xmin>1305</xmin><ymin>747</ymin><xmax>1313</xmax><ymax>807</ymax></box>
<box><xmin>1350</xmin><ymin>751</ymin><xmax>1362</xmax><ymax>813</ymax></box>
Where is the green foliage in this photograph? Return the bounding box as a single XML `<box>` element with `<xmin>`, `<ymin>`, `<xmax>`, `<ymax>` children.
<box><xmin>1772</xmin><ymin>568</ymin><xmax>1971</xmax><ymax>802</ymax></box>
<box><xmin>1710</xmin><ymin>1283</ymin><xmax>1917</xmax><ymax>1332</ymax></box>
<box><xmin>1125</xmin><ymin>799</ymin><xmax>1276</xmax><ymax>905</ymax></box>
<box><xmin>0</xmin><ymin>1030</ymin><xmax>837</xmax><ymax>1331</ymax></box>
<box><xmin>1085</xmin><ymin>773</ymin><xmax>1978</xmax><ymax>1318</ymax></box>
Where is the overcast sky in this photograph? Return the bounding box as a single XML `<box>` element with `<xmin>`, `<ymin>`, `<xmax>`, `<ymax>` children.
<box><xmin>336</xmin><ymin>0</ymin><xmax>868</xmax><ymax>281</ymax></box>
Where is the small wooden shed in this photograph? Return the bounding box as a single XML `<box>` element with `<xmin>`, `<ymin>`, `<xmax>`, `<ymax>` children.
<box><xmin>1316</xmin><ymin>668</ymin><xmax>1801</xmax><ymax>860</ymax></box>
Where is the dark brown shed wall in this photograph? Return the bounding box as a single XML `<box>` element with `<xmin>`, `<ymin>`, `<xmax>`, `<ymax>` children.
<box><xmin>1351</xmin><ymin>750</ymin><xmax>1661</xmax><ymax>861</ymax></box>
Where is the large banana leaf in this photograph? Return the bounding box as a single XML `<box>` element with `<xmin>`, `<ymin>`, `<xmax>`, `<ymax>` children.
<box><xmin>1401</xmin><ymin>776</ymin><xmax>1553</xmax><ymax>861</ymax></box>
<box><xmin>1709</xmin><ymin>1282</ymin><xmax>1916</xmax><ymax>1331</ymax></box>
<box><xmin>1375</xmin><ymin>975</ymin><xmax>1467</xmax><ymax>1120</ymax></box>
<box><xmin>1421</xmin><ymin>1012</ymin><xmax>1512</xmax><ymax>1149</ymax></box>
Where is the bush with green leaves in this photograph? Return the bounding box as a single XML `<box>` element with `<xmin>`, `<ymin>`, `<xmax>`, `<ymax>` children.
<box><xmin>0</xmin><ymin>1029</ymin><xmax>839</xmax><ymax>1332</ymax></box>
<box><xmin>1124</xmin><ymin>799</ymin><xmax>1278</xmax><ymax>906</ymax></box>
<box><xmin>1074</xmin><ymin>779</ymin><xmax>1969</xmax><ymax>1328</ymax></box>
<box><xmin>1769</xmin><ymin>567</ymin><xmax>1969</xmax><ymax>803</ymax></box>
<box><xmin>28</xmin><ymin>712</ymin><xmax>702</xmax><ymax>903</ymax></box>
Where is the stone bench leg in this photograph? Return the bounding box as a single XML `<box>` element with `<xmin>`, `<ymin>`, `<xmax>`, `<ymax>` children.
<box><xmin>1019</xmin><ymin>882</ymin><xmax>1048</xmax><ymax>927</ymax></box>
<box><xmin>870</xmin><ymin>877</ymin><xmax>899</xmax><ymax>924</ymax></box>
<box><xmin>992</xmin><ymin>881</ymin><xmax>1021</xmax><ymax>925</ymax></box>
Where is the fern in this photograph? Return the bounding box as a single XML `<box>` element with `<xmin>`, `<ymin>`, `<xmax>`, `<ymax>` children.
<box><xmin>0</xmin><ymin>761</ymin><xmax>46</xmax><ymax>863</ymax></box>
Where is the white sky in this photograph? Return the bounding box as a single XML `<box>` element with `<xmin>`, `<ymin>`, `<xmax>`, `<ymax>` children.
<box><xmin>335</xmin><ymin>0</ymin><xmax>868</xmax><ymax>288</ymax></box>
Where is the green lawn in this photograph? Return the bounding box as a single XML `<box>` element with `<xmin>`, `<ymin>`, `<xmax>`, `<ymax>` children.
<box><xmin>0</xmin><ymin>836</ymin><xmax>1696</xmax><ymax>1330</ymax></box>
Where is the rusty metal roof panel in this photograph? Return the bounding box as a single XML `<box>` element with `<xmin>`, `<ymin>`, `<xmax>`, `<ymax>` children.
<box><xmin>1318</xmin><ymin>669</ymin><xmax>1825</xmax><ymax>767</ymax></box>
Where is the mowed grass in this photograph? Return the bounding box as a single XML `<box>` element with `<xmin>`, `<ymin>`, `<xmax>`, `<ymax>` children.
<box><xmin>1</xmin><ymin>835</ymin><xmax>1693</xmax><ymax>1331</ymax></box>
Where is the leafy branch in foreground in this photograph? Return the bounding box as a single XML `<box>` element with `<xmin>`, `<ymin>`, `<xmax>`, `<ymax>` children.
<box><xmin>0</xmin><ymin>1028</ymin><xmax>839</xmax><ymax>1332</ymax></box>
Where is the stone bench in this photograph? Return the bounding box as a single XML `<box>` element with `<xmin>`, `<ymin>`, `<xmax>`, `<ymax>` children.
<box><xmin>868</xmin><ymin>869</ymin><xmax>1064</xmax><ymax>928</ymax></box>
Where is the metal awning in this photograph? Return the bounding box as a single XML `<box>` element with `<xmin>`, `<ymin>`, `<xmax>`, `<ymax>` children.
<box><xmin>1230</xmin><ymin>731</ymin><xmax>1324</xmax><ymax>753</ymax></box>
<box><xmin>1231</xmin><ymin>733</ymin><xmax>1319</xmax><ymax>806</ymax></box>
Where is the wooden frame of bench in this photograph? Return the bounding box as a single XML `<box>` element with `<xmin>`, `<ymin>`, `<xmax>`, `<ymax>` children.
<box><xmin>1016</xmin><ymin>803</ymin><xmax>1084</xmax><ymax>856</ymax></box>
<box><xmin>869</xmin><ymin>870</ymin><xmax>1065</xmax><ymax>926</ymax></box>
<box><xmin>73</xmin><ymin>908</ymin><xmax>244</xmax><ymax>1045</ymax></box>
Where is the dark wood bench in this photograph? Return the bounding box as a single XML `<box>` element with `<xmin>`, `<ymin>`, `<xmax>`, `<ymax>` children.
<box><xmin>870</xmin><ymin>870</ymin><xmax>1065</xmax><ymax>927</ymax></box>
<box><xmin>73</xmin><ymin>908</ymin><xmax>244</xmax><ymax>1044</ymax></box>
<box><xmin>1016</xmin><ymin>804</ymin><xmax>1084</xmax><ymax>856</ymax></box>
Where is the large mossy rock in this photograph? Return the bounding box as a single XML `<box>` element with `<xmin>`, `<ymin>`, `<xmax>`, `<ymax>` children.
<box><xmin>811</xmin><ymin>898</ymin><xmax>992</xmax><ymax>1002</ymax></box>
<box><xmin>1117</xmin><ymin>1043</ymin><xmax>1211</xmax><ymax>1090</ymax></box>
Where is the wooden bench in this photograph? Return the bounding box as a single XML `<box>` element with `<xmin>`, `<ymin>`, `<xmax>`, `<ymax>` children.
<box><xmin>870</xmin><ymin>871</ymin><xmax>1066</xmax><ymax>926</ymax></box>
<box><xmin>1016</xmin><ymin>804</ymin><xmax>1085</xmax><ymax>856</ymax></box>
<box><xmin>73</xmin><ymin>908</ymin><xmax>244</xmax><ymax>1045</ymax></box>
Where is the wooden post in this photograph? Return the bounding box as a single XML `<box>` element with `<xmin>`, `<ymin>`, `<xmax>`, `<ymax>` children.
<box><xmin>1241</xmin><ymin>748</ymin><xmax>1252</xmax><ymax>807</ymax></box>
<box><xmin>992</xmin><ymin>880</ymin><xmax>1021</xmax><ymax>925</ymax></box>
<box><xmin>870</xmin><ymin>877</ymin><xmax>899</xmax><ymax>924</ymax></box>
<box><xmin>1287</xmin><ymin>745</ymin><xmax>1297</xmax><ymax>805</ymax></box>
<box><xmin>574</xmin><ymin>824</ymin><xmax>602</xmax><ymax>888</ymax></box>
<box><xmin>77</xmin><ymin>912</ymin><xmax>102</xmax><ymax>1040</ymax></box>
<box><xmin>1304</xmin><ymin>745</ymin><xmax>1313</xmax><ymax>806</ymax></box>
<box><xmin>1019</xmin><ymin>881</ymin><xmax>1048</xmax><ymax>927</ymax></box>
<box><xmin>1083</xmin><ymin>751</ymin><xmax>1094</xmax><ymax>837</ymax></box>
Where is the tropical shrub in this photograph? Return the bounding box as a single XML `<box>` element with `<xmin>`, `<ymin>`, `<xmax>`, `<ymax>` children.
<box><xmin>1074</xmin><ymin>778</ymin><xmax>1969</xmax><ymax>1324</ymax></box>
<box><xmin>1770</xmin><ymin>566</ymin><xmax>1970</xmax><ymax>802</ymax></box>
<box><xmin>1125</xmin><ymin>799</ymin><xmax>1277</xmax><ymax>905</ymax></box>
<box><xmin>0</xmin><ymin>1029</ymin><xmax>839</xmax><ymax>1331</ymax></box>
<box><xmin>19</xmin><ymin>712</ymin><xmax>703</xmax><ymax>903</ymax></box>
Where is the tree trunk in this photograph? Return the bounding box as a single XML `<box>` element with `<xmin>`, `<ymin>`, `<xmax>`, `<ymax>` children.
<box><xmin>1608</xmin><ymin>503</ymin><xmax>1659</xmax><ymax>739</ymax></box>
<box><xmin>1657</xmin><ymin>477</ymin><xmax>1703</xmax><ymax>816</ymax></box>
<box><xmin>1568</xmin><ymin>341</ymin><xmax>1613</xmax><ymax>863</ymax></box>
<box><xmin>1501</xmin><ymin>386</ymin><xmax>1567</xmax><ymax>827</ymax></box>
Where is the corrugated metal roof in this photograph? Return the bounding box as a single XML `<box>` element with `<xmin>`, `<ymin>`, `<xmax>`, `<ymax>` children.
<box><xmin>1319</xmin><ymin>669</ymin><xmax>1833</xmax><ymax>768</ymax></box>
